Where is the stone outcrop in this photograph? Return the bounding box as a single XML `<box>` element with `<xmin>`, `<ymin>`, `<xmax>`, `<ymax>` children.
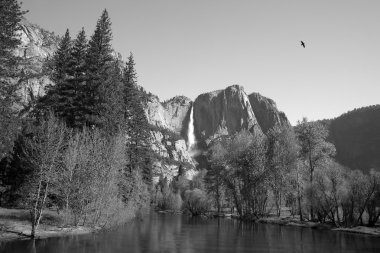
<box><xmin>145</xmin><ymin>95</ymin><xmax>192</xmax><ymax>136</ymax></box>
<box><xmin>149</xmin><ymin>130</ymin><xmax>194</xmax><ymax>166</ymax></box>
<box><xmin>248</xmin><ymin>92</ymin><xmax>290</xmax><ymax>134</ymax></box>
<box><xmin>193</xmin><ymin>85</ymin><xmax>263</xmax><ymax>143</ymax></box>
<box><xmin>15</xmin><ymin>18</ymin><xmax>60</xmax><ymax>106</ymax></box>
<box><xmin>149</xmin><ymin>128</ymin><xmax>198</xmax><ymax>181</ymax></box>
<box><xmin>145</xmin><ymin>95</ymin><xmax>197</xmax><ymax>181</ymax></box>
<box><xmin>16</xmin><ymin>18</ymin><xmax>59</xmax><ymax>59</ymax></box>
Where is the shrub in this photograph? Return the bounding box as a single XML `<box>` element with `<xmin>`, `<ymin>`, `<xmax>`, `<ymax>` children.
<box><xmin>183</xmin><ymin>189</ymin><xmax>210</xmax><ymax>216</ymax></box>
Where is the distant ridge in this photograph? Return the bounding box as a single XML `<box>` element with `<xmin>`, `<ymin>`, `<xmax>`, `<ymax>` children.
<box><xmin>320</xmin><ymin>104</ymin><xmax>380</xmax><ymax>173</ymax></box>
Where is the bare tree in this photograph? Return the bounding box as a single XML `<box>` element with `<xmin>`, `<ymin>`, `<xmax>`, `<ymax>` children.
<box><xmin>23</xmin><ymin>114</ymin><xmax>67</xmax><ymax>237</ymax></box>
<box><xmin>267</xmin><ymin>125</ymin><xmax>299</xmax><ymax>217</ymax></box>
<box><xmin>295</xmin><ymin>118</ymin><xmax>335</xmax><ymax>220</ymax></box>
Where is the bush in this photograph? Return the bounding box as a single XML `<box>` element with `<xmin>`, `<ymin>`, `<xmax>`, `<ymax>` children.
<box><xmin>183</xmin><ymin>189</ymin><xmax>210</xmax><ymax>216</ymax></box>
<box><xmin>155</xmin><ymin>181</ymin><xmax>182</xmax><ymax>211</ymax></box>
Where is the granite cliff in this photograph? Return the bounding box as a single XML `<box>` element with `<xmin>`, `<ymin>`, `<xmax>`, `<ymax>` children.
<box><xmin>248</xmin><ymin>92</ymin><xmax>290</xmax><ymax>134</ymax></box>
<box><xmin>145</xmin><ymin>95</ymin><xmax>192</xmax><ymax>136</ymax></box>
<box><xmin>193</xmin><ymin>85</ymin><xmax>263</xmax><ymax>144</ymax></box>
<box><xmin>15</xmin><ymin>18</ymin><xmax>60</xmax><ymax>107</ymax></box>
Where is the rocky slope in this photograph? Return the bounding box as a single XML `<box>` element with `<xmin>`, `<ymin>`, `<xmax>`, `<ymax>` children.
<box><xmin>15</xmin><ymin>18</ymin><xmax>60</xmax><ymax>106</ymax></box>
<box><xmin>248</xmin><ymin>92</ymin><xmax>290</xmax><ymax>134</ymax></box>
<box><xmin>145</xmin><ymin>95</ymin><xmax>192</xmax><ymax>136</ymax></box>
<box><xmin>193</xmin><ymin>85</ymin><xmax>263</xmax><ymax>144</ymax></box>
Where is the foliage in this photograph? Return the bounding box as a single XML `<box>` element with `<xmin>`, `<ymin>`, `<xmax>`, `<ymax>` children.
<box><xmin>325</xmin><ymin>105</ymin><xmax>380</xmax><ymax>172</ymax></box>
<box><xmin>183</xmin><ymin>189</ymin><xmax>211</xmax><ymax>216</ymax></box>
<box><xmin>20</xmin><ymin>113</ymin><xmax>67</xmax><ymax>237</ymax></box>
<box><xmin>123</xmin><ymin>53</ymin><xmax>152</xmax><ymax>185</ymax></box>
<box><xmin>154</xmin><ymin>177</ymin><xmax>182</xmax><ymax>211</ymax></box>
<box><xmin>294</xmin><ymin>118</ymin><xmax>336</xmax><ymax>220</ymax></box>
<box><xmin>0</xmin><ymin>0</ymin><xmax>27</xmax><ymax>159</ymax></box>
<box><xmin>206</xmin><ymin>130</ymin><xmax>270</xmax><ymax>219</ymax></box>
<box><xmin>266</xmin><ymin>125</ymin><xmax>299</xmax><ymax>216</ymax></box>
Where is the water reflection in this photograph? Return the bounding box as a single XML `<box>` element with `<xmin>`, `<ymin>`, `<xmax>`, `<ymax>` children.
<box><xmin>1</xmin><ymin>213</ymin><xmax>379</xmax><ymax>253</ymax></box>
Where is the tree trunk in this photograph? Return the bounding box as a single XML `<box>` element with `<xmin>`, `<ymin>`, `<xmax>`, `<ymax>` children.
<box><xmin>296</xmin><ymin>169</ymin><xmax>303</xmax><ymax>222</ymax></box>
<box><xmin>308</xmin><ymin>150</ymin><xmax>314</xmax><ymax>220</ymax></box>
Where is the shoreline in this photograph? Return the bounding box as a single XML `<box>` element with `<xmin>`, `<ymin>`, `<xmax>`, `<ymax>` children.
<box><xmin>253</xmin><ymin>216</ymin><xmax>380</xmax><ymax>236</ymax></box>
<box><xmin>0</xmin><ymin>208</ymin><xmax>103</xmax><ymax>242</ymax></box>
<box><xmin>2</xmin><ymin>209</ymin><xmax>379</xmax><ymax>243</ymax></box>
<box><xmin>0</xmin><ymin>223</ymin><xmax>100</xmax><ymax>242</ymax></box>
<box><xmin>158</xmin><ymin>210</ymin><xmax>380</xmax><ymax>237</ymax></box>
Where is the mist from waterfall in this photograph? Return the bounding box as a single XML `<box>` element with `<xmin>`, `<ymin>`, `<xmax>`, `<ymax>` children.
<box><xmin>187</xmin><ymin>105</ymin><xmax>196</xmax><ymax>150</ymax></box>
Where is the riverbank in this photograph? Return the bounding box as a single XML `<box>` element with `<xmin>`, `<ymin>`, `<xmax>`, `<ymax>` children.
<box><xmin>202</xmin><ymin>211</ymin><xmax>380</xmax><ymax>236</ymax></box>
<box><xmin>0</xmin><ymin>208</ymin><xmax>99</xmax><ymax>242</ymax></box>
<box><xmin>256</xmin><ymin>216</ymin><xmax>380</xmax><ymax>236</ymax></box>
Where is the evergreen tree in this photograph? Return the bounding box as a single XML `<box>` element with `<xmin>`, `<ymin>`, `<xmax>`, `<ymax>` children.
<box><xmin>0</xmin><ymin>0</ymin><xmax>27</xmax><ymax>159</ymax></box>
<box><xmin>99</xmin><ymin>58</ymin><xmax>125</xmax><ymax>132</ymax></box>
<box><xmin>67</xmin><ymin>28</ymin><xmax>88</xmax><ymax>128</ymax></box>
<box><xmin>35</xmin><ymin>29</ymin><xmax>74</xmax><ymax>123</ymax></box>
<box><xmin>50</xmin><ymin>29</ymin><xmax>72</xmax><ymax>84</ymax></box>
<box><xmin>123</xmin><ymin>53</ymin><xmax>152</xmax><ymax>185</ymax></box>
<box><xmin>84</xmin><ymin>9</ymin><xmax>114</xmax><ymax>127</ymax></box>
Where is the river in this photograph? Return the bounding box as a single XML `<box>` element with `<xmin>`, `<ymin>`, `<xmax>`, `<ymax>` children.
<box><xmin>1</xmin><ymin>213</ymin><xmax>380</xmax><ymax>253</ymax></box>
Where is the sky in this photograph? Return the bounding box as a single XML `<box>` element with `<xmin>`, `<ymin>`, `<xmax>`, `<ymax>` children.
<box><xmin>22</xmin><ymin>0</ymin><xmax>380</xmax><ymax>124</ymax></box>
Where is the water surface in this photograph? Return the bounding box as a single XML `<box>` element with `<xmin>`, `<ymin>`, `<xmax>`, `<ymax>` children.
<box><xmin>1</xmin><ymin>213</ymin><xmax>380</xmax><ymax>253</ymax></box>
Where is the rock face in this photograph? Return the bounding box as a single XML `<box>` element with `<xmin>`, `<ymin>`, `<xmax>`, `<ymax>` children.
<box><xmin>193</xmin><ymin>85</ymin><xmax>263</xmax><ymax>143</ymax></box>
<box><xmin>16</xmin><ymin>18</ymin><xmax>59</xmax><ymax>59</ymax></box>
<box><xmin>149</xmin><ymin>130</ymin><xmax>194</xmax><ymax>166</ymax></box>
<box><xmin>248</xmin><ymin>92</ymin><xmax>290</xmax><ymax>134</ymax></box>
<box><xmin>150</xmin><ymin>130</ymin><xmax>197</xmax><ymax>183</ymax></box>
<box><xmin>143</xmin><ymin>94</ymin><xmax>197</xmax><ymax>181</ymax></box>
<box><xmin>145</xmin><ymin>95</ymin><xmax>192</xmax><ymax>136</ymax></box>
<box><xmin>15</xmin><ymin>18</ymin><xmax>60</xmax><ymax>106</ymax></box>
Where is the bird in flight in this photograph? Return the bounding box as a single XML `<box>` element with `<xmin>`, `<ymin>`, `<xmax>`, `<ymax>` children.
<box><xmin>300</xmin><ymin>41</ymin><xmax>305</xmax><ymax>48</ymax></box>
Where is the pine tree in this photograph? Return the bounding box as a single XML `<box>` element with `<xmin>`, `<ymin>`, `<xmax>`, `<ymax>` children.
<box><xmin>84</xmin><ymin>9</ymin><xmax>114</xmax><ymax>127</ymax></box>
<box><xmin>99</xmin><ymin>58</ymin><xmax>125</xmax><ymax>132</ymax></box>
<box><xmin>35</xmin><ymin>29</ymin><xmax>75</xmax><ymax>124</ymax></box>
<box><xmin>123</xmin><ymin>53</ymin><xmax>152</xmax><ymax>185</ymax></box>
<box><xmin>50</xmin><ymin>29</ymin><xmax>72</xmax><ymax>84</ymax></box>
<box><xmin>0</xmin><ymin>0</ymin><xmax>27</xmax><ymax>159</ymax></box>
<box><xmin>67</xmin><ymin>28</ymin><xmax>88</xmax><ymax>128</ymax></box>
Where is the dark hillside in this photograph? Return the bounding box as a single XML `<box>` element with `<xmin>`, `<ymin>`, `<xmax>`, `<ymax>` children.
<box><xmin>321</xmin><ymin>105</ymin><xmax>380</xmax><ymax>173</ymax></box>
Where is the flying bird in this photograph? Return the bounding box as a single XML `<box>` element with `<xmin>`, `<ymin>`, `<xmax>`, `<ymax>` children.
<box><xmin>300</xmin><ymin>41</ymin><xmax>305</xmax><ymax>48</ymax></box>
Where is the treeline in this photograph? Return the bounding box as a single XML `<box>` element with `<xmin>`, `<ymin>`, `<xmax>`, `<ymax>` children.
<box><xmin>323</xmin><ymin>105</ymin><xmax>380</xmax><ymax>172</ymax></box>
<box><xmin>155</xmin><ymin>120</ymin><xmax>380</xmax><ymax>228</ymax></box>
<box><xmin>0</xmin><ymin>1</ymin><xmax>152</xmax><ymax>237</ymax></box>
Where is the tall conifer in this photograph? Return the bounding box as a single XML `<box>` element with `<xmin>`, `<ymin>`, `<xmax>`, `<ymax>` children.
<box><xmin>0</xmin><ymin>0</ymin><xmax>27</xmax><ymax>159</ymax></box>
<box><xmin>36</xmin><ymin>29</ymin><xmax>74</xmax><ymax>123</ymax></box>
<box><xmin>68</xmin><ymin>28</ymin><xmax>88</xmax><ymax>128</ymax></box>
<box><xmin>84</xmin><ymin>9</ymin><xmax>114</xmax><ymax>127</ymax></box>
<box><xmin>123</xmin><ymin>53</ymin><xmax>152</xmax><ymax>185</ymax></box>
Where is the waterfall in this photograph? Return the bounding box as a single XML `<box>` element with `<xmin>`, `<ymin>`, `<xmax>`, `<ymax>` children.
<box><xmin>187</xmin><ymin>105</ymin><xmax>196</xmax><ymax>150</ymax></box>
